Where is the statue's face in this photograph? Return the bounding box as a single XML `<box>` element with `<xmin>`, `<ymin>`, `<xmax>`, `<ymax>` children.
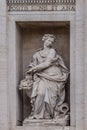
<box><xmin>44</xmin><ymin>37</ymin><xmax>54</xmax><ymax>47</ymax></box>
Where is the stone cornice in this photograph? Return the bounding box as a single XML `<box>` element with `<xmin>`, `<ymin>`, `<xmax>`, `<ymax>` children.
<box><xmin>7</xmin><ymin>0</ymin><xmax>76</xmax><ymax>11</ymax></box>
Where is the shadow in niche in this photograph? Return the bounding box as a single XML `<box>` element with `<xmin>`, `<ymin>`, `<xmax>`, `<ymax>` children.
<box><xmin>16</xmin><ymin>22</ymin><xmax>70</xmax><ymax>126</ymax></box>
<box><xmin>23</xmin><ymin>91</ymin><xmax>32</xmax><ymax>119</ymax></box>
<box><xmin>17</xmin><ymin>90</ymin><xmax>23</xmax><ymax>126</ymax></box>
<box><xmin>65</xmin><ymin>75</ymin><xmax>70</xmax><ymax>126</ymax></box>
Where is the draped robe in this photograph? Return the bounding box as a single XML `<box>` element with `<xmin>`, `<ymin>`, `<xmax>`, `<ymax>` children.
<box><xmin>28</xmin><ymin>48</ymin><xmax>69</xmax><ymax>119</ymax></box>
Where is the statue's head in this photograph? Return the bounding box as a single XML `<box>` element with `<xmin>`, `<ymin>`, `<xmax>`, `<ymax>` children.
<box><xmin>42</xmin><ymin>34</ymin><xmax>56</xmax><ymax>47</ymax></box>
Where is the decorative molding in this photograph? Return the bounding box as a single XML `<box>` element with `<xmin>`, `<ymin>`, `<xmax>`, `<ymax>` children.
<box><xmin>7</xmin><ymin>0</ymin><xmax>76</xmax><ymax>11</ymax></box>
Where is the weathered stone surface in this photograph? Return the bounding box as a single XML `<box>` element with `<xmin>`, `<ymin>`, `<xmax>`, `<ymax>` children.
<box><xmin>0</xmin><ymin>0</ymin><xmax>87</xmax><ymax>130</ymax></box>
<box><xmin>7</xmin><ymin>0</ymin><xmax>76</xmax><ymax>11</ymax></box>
<box><xmin>0</xmin><ymin>0</ymin><xmax>8</xmax><ymax>130</ymax></box>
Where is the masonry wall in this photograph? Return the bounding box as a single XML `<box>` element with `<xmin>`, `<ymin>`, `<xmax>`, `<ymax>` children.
<box><xmin>0</xmin><ymin>0</ymin><xmax>87</xmax><ymax>130</ymax></box>
<box><xmin>0</xmin><ymin>1</ymin><xmax>8</xmax><ymax>130</ymax></box>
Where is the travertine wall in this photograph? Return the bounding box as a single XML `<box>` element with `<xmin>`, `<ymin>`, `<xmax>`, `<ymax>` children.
<box><xmin>84</xmin><ymin>0</ymin><xmax>87</xmax><ymax>130</ymax></box>
<box><xmin>0</xmin><ymin>1</ymin><xmax>8</xmax><ymax>130</ymax></box>
<box><xmin>75</xmin><ymin>0</ymin><xmax>85</xmax><ymax>130</ymax></box>
<box><xmin>0</xmin><ymin>0</ymin><xmax>87</xmax><ymax>130</ymax></box>
<box><xmin>85</xmin><ymin>1</ymin><xmax>87</xmax><ymax>130</ymax></box>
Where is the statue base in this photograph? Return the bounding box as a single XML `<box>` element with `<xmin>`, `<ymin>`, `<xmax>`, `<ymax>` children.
<box><xmin>23</xmin><ymin>115</ymin><xmax>69</xmax><ymax>126</ymax></box>
<box><xmin>23</xmin><ymin>120</ymin><xmax>69</xmax><ymax>130</ymax></box>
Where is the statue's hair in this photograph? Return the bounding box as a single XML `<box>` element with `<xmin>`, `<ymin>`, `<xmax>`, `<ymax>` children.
<box><xmin>42</xmin><ymin>34</ymin><xmax>56</xmax><ymax>43</ymax></box>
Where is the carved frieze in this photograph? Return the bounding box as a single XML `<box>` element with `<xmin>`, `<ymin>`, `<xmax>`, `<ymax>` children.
<box><xmin>7</xmin><ymin>0</ymin><xmax>76</xmax><ymax>11</ymax></box>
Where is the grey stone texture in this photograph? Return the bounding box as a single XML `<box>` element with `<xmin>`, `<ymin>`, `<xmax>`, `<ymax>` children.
<box><xmin>0</xmin><ymin>0</ymin><xmax>87</xmax><ymax>130</ymax></box>
<box><xmin>0</xmin><ymin>1</ymin><xmax>8</xmax><ymax>130</ymax></box>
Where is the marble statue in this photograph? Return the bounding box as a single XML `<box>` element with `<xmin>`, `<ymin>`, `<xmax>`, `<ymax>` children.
<box><xmin>19</xmin><ymin>34</ymin><xmax>69</xmax><ymax>126</ymax></box>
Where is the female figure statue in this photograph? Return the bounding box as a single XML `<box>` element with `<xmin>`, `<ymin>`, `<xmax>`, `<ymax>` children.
<box><xmin>20</xmin><ymin>34</ymin><xmax>69</xmax><ymax>122</ymax></box>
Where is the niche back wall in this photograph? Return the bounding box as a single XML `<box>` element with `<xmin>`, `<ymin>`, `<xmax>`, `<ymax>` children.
<box><xmin>21</xmin><ymin>23</ymin><xmax>70</xmax><ymax>119</ymax></box>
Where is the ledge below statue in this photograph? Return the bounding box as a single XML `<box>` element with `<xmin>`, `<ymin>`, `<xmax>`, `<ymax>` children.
<box><xmin>23</xmin><ymin>121</ymin><xmax>69</xmax><ymax>130</ymax></box>
<box><xmin>23</xmin><ymin>114</ymin><xmax>69</xmax><ymax>126</ymax></box>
